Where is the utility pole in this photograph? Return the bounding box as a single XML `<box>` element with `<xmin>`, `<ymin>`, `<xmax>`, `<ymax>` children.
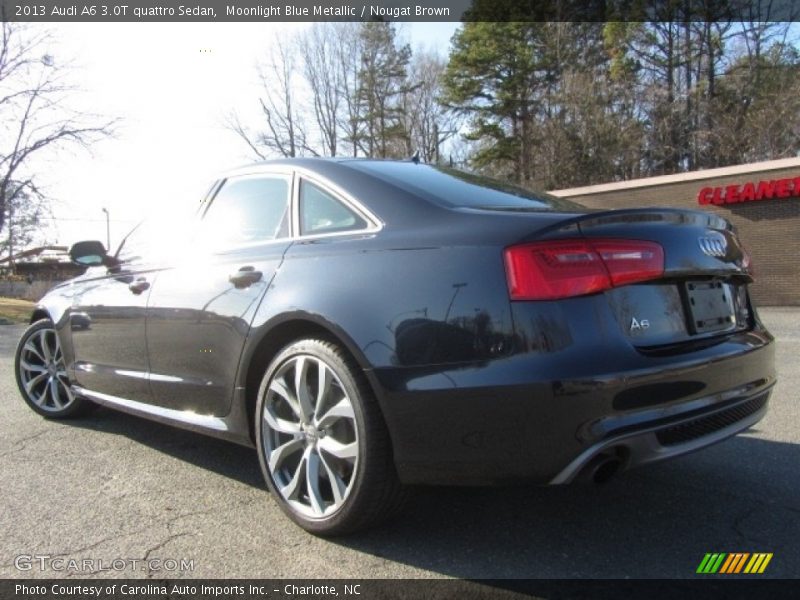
<box><xmin>101</xmin><ymin>207</ymin><xmax>110</xmax><ymax>250</ymax></box>
<box><xmin>7</xmin><ymin>214</ymin><xmax>13</xmax><ymax>268</ymax></box>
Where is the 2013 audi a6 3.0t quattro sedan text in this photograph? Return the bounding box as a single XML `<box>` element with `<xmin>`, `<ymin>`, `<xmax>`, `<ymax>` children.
<box><xmin>15</xmin><ymin>159</ymin><xmax>775</xmax><ymax>534</ymax></box>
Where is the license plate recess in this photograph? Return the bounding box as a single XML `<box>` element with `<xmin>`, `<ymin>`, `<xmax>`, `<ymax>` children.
<box><xmin>685</xmin><ymin>281</ymin><xmax>735</xmax><ymax>335</ymax></box>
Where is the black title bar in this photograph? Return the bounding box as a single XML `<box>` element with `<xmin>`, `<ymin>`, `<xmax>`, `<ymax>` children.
<box><xmin>2</xmin><ymin>0</ymin><xmax>800</xmax><ymax>22</ymax></box>
<box><xmin>4</xmin><ymin>579</ymin><xmax>799</xmax><ymax>600</ymax></box>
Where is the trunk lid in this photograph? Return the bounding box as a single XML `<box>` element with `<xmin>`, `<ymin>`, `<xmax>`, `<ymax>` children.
<box><xmin>573</xmin><ymin>208</ymin><xmax>752</xmax><ymax>348</ymax></box>
<box><xmin>508</xmin><ymin>207</ymin><xmax>755</xmax><ymax>349</ymax></box>
<box><xmin>570</xmin><ymin>208</ymin><xmax>750</xmax><ymax>278</ymax></box>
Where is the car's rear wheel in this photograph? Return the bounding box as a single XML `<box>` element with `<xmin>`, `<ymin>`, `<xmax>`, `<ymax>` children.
<box><xmin>255</xmin><ymin>338</ymin><xmax>405</xmax><ymax>535</ymax></box>
<box><xmin>15</xmin><ymin>319</ymin><xmax>94</xmax><ymax>418</ymax></box>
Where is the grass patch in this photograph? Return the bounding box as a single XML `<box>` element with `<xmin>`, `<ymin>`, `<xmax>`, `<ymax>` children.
<box><xmin>0</xmin><ymin>297</ymin><xmax>35</xmax><ymax>324</ymax></box>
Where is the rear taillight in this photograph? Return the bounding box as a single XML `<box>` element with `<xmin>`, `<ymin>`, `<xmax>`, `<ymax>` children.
<box><xmin>504</xmin><ymin>239</ymin><xmax>664</xmax><ymax>301</ymax></box>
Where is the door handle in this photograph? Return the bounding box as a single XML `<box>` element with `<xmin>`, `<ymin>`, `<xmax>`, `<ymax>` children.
<box><xmin>129</xmin><ymin>277</ymin><xmax>150</xmax><ymax>295</ymax></box>
<box><xmin>229</xmin><ymin>266</ymin><xmax>263</xmax><ymax>288</ymax></box>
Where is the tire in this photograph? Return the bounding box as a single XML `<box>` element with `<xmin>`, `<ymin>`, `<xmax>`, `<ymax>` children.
<box><xmin>15</xmin><ymin>319</ymin><xmax>95</xmax><ymax>419</ymax></box>
<box><xmin>255</xmin><ymin>338</ymin><xmax>406</xmax><ymax>535</ymax></box>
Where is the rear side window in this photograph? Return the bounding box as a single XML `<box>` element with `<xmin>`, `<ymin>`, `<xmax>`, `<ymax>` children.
<box><xmin>300</xmin><ymin>180</ymin><xmax>368</xmax><ymax>235</ymax></box>
<box><xmin>202</xmin><ymin>176</ymin><xmax>290</xmax><ymax>246</ymax></box>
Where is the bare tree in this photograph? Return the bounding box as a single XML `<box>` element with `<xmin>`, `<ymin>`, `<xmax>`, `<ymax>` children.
<box><xmin>0</xmin><ymin>22</ymin><xmax>114</xmax><ymax>236</ymax></box>
<box><xmin>1</xmin><ymin>186</ymin><xmax>48</xmax><ymax>264</ymax></box>
<box><xmin>226</xmin><ymin>35</ymin><xmax>313</xmax><ymax>159</ymax></box>
<box><xmin>402</xmin><ymin>50</ymin><xmax>460</xmax><ymax>163</ymax></box>
<box><xmin>298</xmin><ymin>23</ymin><xmax>343</xmax><ymax>157</ymax></box>
<box><xmin>336</xmin><ymin>23</ymin><xmax>365</xmax><ymax>157</ymax></box>
<box><xmin>231</xmin><ymin>24</ymin><xmax>459</xmax><ymax>163</ymax></box>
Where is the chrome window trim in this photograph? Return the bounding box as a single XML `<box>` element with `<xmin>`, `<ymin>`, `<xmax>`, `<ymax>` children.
<box><xmin>198</xmin><ymin>171</ymin><xmax>294</xmax><ymax>252</ymax></box>
<box><xmin>205</xmin><ymin>163</ymin><xmax>383</xmax><ymax>242</ymax></box>
<box><xmin>292</xmin><ymin>170</ymin><xmax>383</xmax><ymax>241</ymax></box>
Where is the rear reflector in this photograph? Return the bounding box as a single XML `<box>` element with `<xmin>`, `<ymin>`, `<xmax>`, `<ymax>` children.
<box><xmin>740</xmin><ymin>244</ymin><xmax>754</xmax><ymax>276</ymax></box>
<box><xmin>504</xmin><ymin>239</ymin><xmax>664</xmax><ymax>300</ymax></box>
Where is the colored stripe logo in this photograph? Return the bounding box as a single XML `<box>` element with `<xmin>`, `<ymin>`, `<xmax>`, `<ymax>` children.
<box><xmin>697</xmin><ymin>553</ymin><xmax>773</xmax><ymax>574</ymax></box>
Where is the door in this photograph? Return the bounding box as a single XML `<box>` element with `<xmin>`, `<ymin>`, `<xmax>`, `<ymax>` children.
<box><xmin>69</xmin><ymin>224</ymin><xmax>157</xmax><ymax>402</ymax></box>
<box><xmin>145</xmin><ymin>173</ymin><xmax>293</xmax><ymax>416</ymax></box>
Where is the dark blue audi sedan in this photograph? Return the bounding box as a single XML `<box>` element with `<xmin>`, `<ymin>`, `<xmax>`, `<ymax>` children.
<box><xmin>15</xmin><ymin>159</ymin><xmax>775</xmax><ymax>534</ymax></box>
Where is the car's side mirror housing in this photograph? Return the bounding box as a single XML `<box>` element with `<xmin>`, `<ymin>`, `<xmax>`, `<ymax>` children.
<box><xmin>69</xmin><ymin>240</ymin><xmax>109</xmax><ymax>267</ymax></box>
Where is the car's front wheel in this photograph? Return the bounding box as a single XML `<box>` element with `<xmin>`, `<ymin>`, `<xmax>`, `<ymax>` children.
<box><xmin>15</xmin><ymin>319</ymin><xmax>94</xmax><ymax>418</ymax></box>
<box><xmin>255</xmin><ymin>338</ymin><xmax>405</xmax><ymax>535</ymax></box>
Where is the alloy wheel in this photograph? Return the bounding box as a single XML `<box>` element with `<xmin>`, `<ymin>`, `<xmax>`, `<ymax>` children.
<box><xmin>18</xmin><ymin>326</ymin><xmax>75</xmax><ymax>412</ymax></box>
<box><xmin>261</xmin><ymin>354</ymin><xmax>359</xmax><ymax>518</ymax></box>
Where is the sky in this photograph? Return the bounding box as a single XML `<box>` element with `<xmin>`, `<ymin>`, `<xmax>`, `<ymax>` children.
<box><xmin>32</xmin><ymin>21</ymin><xmax>461</xmax><ymax>250</ymax></box>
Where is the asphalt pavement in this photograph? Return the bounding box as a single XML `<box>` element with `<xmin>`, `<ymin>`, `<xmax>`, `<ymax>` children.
<box><xmin>0</xmin><ymin>308</ymin><xmax>798</xmax><ymax>579</ymax></box>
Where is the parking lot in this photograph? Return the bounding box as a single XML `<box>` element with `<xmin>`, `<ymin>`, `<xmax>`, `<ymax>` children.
<box><xmin>0</xmin><ymin>308</ymin><xmax>798</xmax><ymax>579</ymax></box>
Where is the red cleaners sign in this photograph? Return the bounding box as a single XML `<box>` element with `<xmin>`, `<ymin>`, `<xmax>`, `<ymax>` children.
<box><xmin>698</xmin><ymin>176</ymin><xmax>800</xmax><ymax>205</ymax></box>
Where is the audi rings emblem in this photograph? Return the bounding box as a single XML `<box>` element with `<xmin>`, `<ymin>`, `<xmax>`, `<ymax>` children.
<box><xmin>698</xmin><ymin>235</ymin><xmax>728</xmax><ymax>258</ymax></box>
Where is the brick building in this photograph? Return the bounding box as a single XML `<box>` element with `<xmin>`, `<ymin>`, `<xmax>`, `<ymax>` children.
<box><xmin>549</xmin><ymin>157</ymin><xmax>800</xmax><ymax>306</ymax></box>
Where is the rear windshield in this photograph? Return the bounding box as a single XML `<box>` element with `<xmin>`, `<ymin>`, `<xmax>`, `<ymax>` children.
<box><xmin>346</xmin><ymin>161</ymin><xmax>583</xmax><ymax>212</ymax></box>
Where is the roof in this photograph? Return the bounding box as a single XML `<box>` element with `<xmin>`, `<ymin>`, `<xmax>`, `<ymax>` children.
<box><xmin>549</xmin><ymin>157</ymin><xmax>800</xmax><ymax>198</ymax></box>
<box><xmin>0</xmin><ymin>245</ymin><xmax>69</xmax><ymax>265</ymax></box>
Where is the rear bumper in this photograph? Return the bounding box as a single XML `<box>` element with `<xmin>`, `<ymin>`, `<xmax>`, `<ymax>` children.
<box><xmin>370</xmin><ymin>326</ymin><xmax>775</xmax><ymax>486</ymax></box>
<box><xmin>549</xmin><ymin>387</ymin><xmax>770</xmax><ymax>484</ymax></box>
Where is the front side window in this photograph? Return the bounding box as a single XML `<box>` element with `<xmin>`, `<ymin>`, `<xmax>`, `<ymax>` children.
<box><xmin>299</xmin><ymin>180</ymin><xmax>368</xmax><ymax>236</ymax></box>
<box><xmin>201</xmin><ymin>176</ymin><xmax>290</xmax><ymax>247</ymax></box>
<box><xmin>114</xmin><ymin>216</ymin><xmax>199</xmax><ymax>267</ymax></box>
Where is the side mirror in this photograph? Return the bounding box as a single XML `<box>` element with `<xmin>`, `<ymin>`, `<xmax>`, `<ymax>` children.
<box><xmin>69</xmin><ymin>240</ymin><xmax>108</xmax><ymax>267</ymax></box>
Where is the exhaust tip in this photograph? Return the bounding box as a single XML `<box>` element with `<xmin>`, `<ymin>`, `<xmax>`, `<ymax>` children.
<box><xmin>574</xmin><ymin>451</ymin><xmax>625</xmax><ymax>485</ymax></box>
<box><xmin>592</xmin><ymin>457</ymin><xmax>622</xmax><ymax>484</ymax></box>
